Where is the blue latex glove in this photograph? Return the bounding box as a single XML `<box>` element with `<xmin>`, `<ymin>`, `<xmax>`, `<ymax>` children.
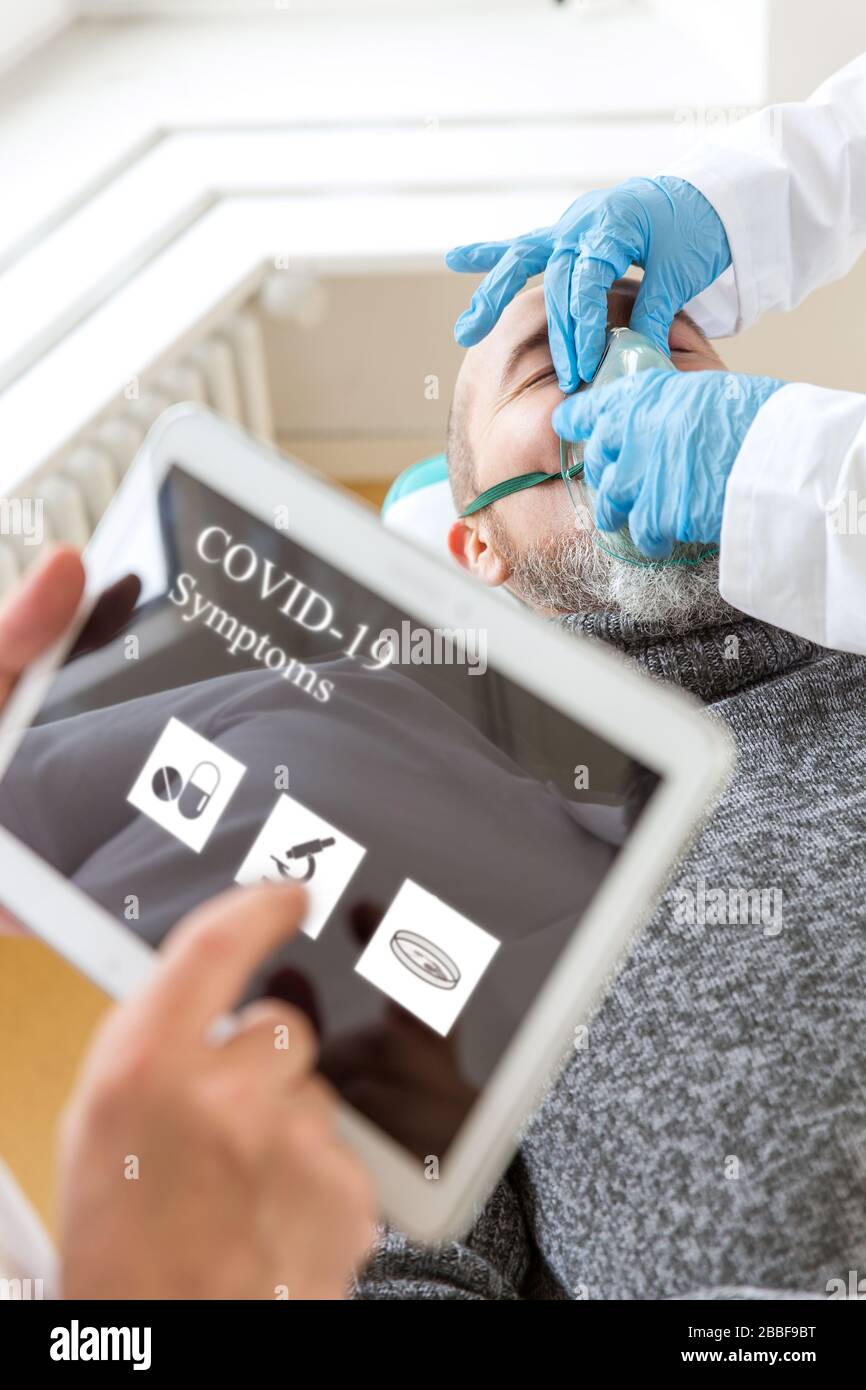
<box><xmin>552</xmin><ymin>369</ymin><xmax>785</xmax><ymax>558</ymax></box>
<box><xmin>447</xmin><ymin>176</ymin><xmax>731</xmax><ymax>391</ymax></box>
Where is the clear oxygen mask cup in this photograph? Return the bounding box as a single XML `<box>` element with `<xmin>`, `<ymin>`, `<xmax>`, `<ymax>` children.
<box><xmin>561</xmin><ymin>326</ymin><xmax>719</xmax><ymax>568</ymax></box>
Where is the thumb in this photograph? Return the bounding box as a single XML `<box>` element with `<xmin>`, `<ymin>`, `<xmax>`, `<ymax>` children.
<box><xmin>0</xmin><ymin>546</ymin><xmax>84</xmax><ymax>707</ymax></box>
<box><xmin>593</xmin><ymin>465</ymin><xmax>632</xmax><ymax>536</ymax></box>
<box><xmin>552</xmin><ymin>382</ymin><xmax>619</xmax><ymax>441</ymax></box>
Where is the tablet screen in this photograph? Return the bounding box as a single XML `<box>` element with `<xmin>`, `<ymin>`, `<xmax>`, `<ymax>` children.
<box><xmin>0</xmin><ymin>464</ymin><xmax>658</xmax><ymax>1160</ymax></box>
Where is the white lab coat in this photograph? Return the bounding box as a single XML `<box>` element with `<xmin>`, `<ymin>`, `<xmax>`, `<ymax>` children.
<box><xmin>664</xmin><ymin>53</ymin><xmax>866</xmax><ymax>654</ymax></box>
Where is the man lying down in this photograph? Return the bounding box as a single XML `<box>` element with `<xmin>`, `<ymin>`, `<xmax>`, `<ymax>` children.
<box><xmin>447</xmin><ymin>278</ymin><xmax>731</xmax><ymax>630</ymax></box>
<box><xmin>358</xmin><ymin>280</ymin><xmax>866</xmax><ymax>1300</ymax></box>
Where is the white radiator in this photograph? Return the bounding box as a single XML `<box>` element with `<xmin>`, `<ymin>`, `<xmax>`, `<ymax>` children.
<box><xmin>0</xmin><ymin>308</ymin><xmax>273</xmax><ymax>596</ymax></box>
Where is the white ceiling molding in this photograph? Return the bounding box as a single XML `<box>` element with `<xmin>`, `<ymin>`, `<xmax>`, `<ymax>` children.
<box><xmin>78</xmin><ymin>1</ymin><xmax>546</xmax><ymax>13</ymax></box>
<box><xmin>0</xmin><ymin>5</ymin><xmax>766</xmax><ymax>500</ymax></box>
<box><xmin>0</xmin><ymin>2</ymin><xmax>72</xmax><ymax>75</ymax></box>
<box><xmin>7</xmin><ymin>1</ymin><xmax>835</xmax><ymax>499</ymax></box>
<box><xmin>0</xmin><ymin>10</ymin><xmax>758</xmax><ymax>260</ymax></box>
<box><xmin>0</xmin><ymin>91</ymin><xmax>735</xmax><ymax>498</ymax></box>
<box><xmin>0</xmin><ymin>187</ymin><xmax>586</xmax><ymax>494</ymax></box>
<box><xmin>0</xmin><ymin>118</ymin><xmax>703</xmax><ymax>397</ymax></box>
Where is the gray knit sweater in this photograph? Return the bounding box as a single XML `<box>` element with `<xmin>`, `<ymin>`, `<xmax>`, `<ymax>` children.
<box><xmin>356</xmin><ymin>611</ymin><xmax>866</xmax><ymax>1300</ymax></box>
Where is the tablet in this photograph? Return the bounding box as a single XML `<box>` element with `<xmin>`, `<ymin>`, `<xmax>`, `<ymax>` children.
<box><xmin>0</xmin><ymin>406</ymin><xmax>732</xmax><ymax>1241</ymax></box>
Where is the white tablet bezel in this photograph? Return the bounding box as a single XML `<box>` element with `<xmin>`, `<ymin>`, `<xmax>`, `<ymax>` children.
<box><xmin>0</xmin><ymin>405</ymin><xmax>732</xmax><ymax>1242</ymax></box>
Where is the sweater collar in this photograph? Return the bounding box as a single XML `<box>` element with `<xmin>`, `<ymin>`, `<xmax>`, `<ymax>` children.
<box><xmin>559</xmin><ymin>610</ymin><xmax>823</xmax><ymax>703</ymax></box>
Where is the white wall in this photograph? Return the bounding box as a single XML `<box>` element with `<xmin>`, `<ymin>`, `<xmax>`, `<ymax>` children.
<box><xmin>76</xmin><ymin>0</ymin><xmax>550</xmax><ymax>15</ymax></box>
<box><xmin>264</xmin><ymin>254</ymin><xmax>866</xmax><ymax>484</ymax></box>
<box><xmin>763</xmin><ymin>0</ymin><xmax>866</xmax><ymax>102</ymax></box>
<box><xmin>0</xmin><ymin>1</ymin><xmax>72</xmax><ymax>72</ymax></box>
<box><xmin>648</xmin><ymin>0</ymin><xmax>769</xmax><ymax>102</ymax></box>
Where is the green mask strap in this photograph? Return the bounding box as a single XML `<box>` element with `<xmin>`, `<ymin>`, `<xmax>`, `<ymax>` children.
<box><xmin>459</xmin><ymin>470</ymin><xmax>557</xmax><ymax>518</ymax></box>
<box><xmin>460</xmin><ymin>454</ymin><xmax>585</xmax><ymax>518</ymax></box>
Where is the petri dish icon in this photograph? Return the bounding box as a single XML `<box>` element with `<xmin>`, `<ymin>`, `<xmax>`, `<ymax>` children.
<box><xmin>390</xmin><ymin>930</ymin><xmax>461</xmax><ymax>990</ymax></box>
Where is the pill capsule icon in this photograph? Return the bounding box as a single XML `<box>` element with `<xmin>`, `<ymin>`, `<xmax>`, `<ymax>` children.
<box><xmin>177</xmin><ymin>761</ymin><xmax>222</xmax><ymax>819</ymax></box>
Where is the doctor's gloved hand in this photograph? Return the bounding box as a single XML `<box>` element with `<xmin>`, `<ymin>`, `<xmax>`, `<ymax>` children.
<box><xmin>552</xmin><ymin>369</ymin><xmax>785</xmax><ymax>559</ymax></box>
<box><xmin>58</xmin><ymin>882</ymin><xmax>376</xmax><ymax>1301</ymax></box>
<box><xmin>447</xmin><ymin>176</ymin><xmax>731</xmax><ymax>391</ymax></box>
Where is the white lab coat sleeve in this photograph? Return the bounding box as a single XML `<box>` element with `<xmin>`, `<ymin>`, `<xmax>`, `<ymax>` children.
<box><xmin>719</xmin><ymin>382</ymin><xmax>866</xmax><ymax>653</ymax></box>
<box><xmin>661</xmin><ymin>53</ymin><xmax>866</xmax><ymax>338</ymax></box>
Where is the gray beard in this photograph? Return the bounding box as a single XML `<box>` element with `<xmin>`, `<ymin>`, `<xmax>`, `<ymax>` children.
<box><xmin>497</xmin><ymin>519</ymin><xmax>739</xmax><ymax>627</ymax></box>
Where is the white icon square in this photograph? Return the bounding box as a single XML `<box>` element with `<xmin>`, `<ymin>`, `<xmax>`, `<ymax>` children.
<box><xmin>354</xmin><ymin>879</ymin><xmax>500</xmax><ymax>1036</ymax></box>
<box><xmin>234</xmin><ymin>794</ymin><xmax>366</xmax><ymax>940</ymax></box>
<box><xmin>127</xmin><ymin>717</ymin><xmax>247</xmax><ymax>853</ymax></box>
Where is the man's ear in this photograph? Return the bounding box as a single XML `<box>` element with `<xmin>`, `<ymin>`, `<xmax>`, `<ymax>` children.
<box><xmin>447</xmin><ymin>519</ymin><xmax>511</xmax><ymax>587</ymax></box>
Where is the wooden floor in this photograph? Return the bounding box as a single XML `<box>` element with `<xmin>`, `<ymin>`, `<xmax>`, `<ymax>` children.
<box><xmin>0</xmin><ymin>938</ymin><xmax>107</xmax><ymax>1229</ymax></box>
<box><xmin>346</xmin><ymin>478</ymin><xmax>390</xmax><ymax>508</ymax></box>
<box><xmin>0</xmin><ymin>475</ymin><xmax>393</xmax><ymax>1230</ymax></box>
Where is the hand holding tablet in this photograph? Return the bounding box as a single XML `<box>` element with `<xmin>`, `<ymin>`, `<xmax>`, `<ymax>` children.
<box><xmin>0</xmin><ymin>547</ymin><xmax>85</xmax><ymax>935</ymax></box>
<box><xmin>57</xmin><ymin>880</ymin><xmax>375</xmax><ymax>1300</ymax></box>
